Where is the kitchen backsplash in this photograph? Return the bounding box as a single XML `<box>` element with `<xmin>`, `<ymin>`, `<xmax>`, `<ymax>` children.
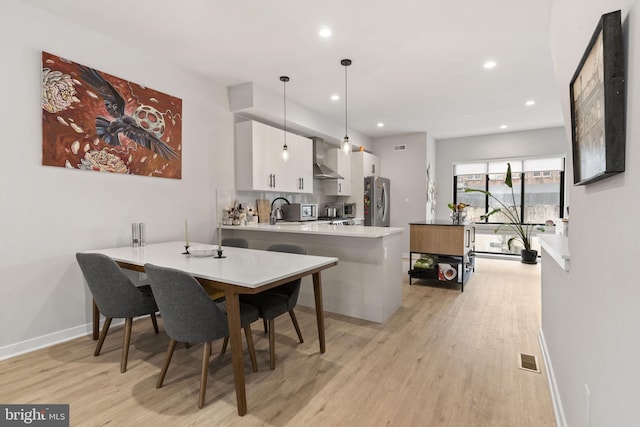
<box><xmin>217</xmin><ymin>181</ymin><xmax>343</xmax><ymax>220</ymax></box>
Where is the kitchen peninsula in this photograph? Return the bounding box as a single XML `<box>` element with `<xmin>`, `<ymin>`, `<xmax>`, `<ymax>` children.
<box><xmin>221</xmin><ymin>223</ymin><xmax>404</xmax><ymax>323</ymax></box>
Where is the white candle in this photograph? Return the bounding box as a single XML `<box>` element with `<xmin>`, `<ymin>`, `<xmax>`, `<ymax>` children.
<box><xmin>184</xmin><ymin>219</ymin><xmax>189</xmax><ymax>246</ymax></box>
<box><xmin>218</xmin><ymin>222</ymin><xmax>222</xmax><ymax>248</ymax></box>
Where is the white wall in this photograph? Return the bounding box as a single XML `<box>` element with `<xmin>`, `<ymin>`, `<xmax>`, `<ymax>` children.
<box><xmin>426</xmin><ymin>133</ymin><xmax>437</xmax><ymax>221</ymax></box>
<box><xmin>434</xmin><ymin>127</ymin><xmax>569</xmax><ymax>220</ymax></box>
<box><xmin>0</xmin><ymin>0</ymin><xmax>236</xmax><ymax>357</ymax></box>
<box><xmin>373</xmin><ymin>133</ymin><xmax>429</xmax><ymax>252</ymax></box>
<box><xmin>545</xmin><ymin>1</ymin><xmax>639</xmax><ymax>426</ymax></box>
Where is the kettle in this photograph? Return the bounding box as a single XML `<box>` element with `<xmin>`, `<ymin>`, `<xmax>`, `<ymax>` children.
<box><xmin>270</xmin><ymin>197</ymin><xmax>289</xmax><ymax>222</ymax></box>
<box><xmin>275</xmin><ymin>207</ymin><xmax>284</xmax><ymax>220</ymax></box>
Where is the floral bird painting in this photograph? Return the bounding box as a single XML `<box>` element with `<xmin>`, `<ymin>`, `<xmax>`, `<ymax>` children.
<box><xmin>41</xmin><ymin>51</ymin><xmax>182</xmax><ymax>178</ymax></box>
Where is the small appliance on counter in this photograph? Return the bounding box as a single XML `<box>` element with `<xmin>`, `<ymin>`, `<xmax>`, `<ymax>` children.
<box><xmin>282</xmin><ymin>203</ymin><xmax>318</xmax><ymax>221</ymax></box>
<box><xmin>343</xmin><ymin>202</ymin><xmax>356</xmax><ymax>218</ymax></box>
<box><xmin>270</xmin><ymin>197</ymin><xmax>290</xmax><ymax>223</ymax></box>
<box><xmin>322</xmin><ymin>202</ymin><xmax>344</xmax><ymax>218</ymax></box>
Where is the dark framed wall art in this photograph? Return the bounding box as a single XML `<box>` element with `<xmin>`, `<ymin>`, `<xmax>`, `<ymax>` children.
<box><xmin>569</xmin><ymin>10</ymin><xmax>625</xmax><ymax>186</ymax></box>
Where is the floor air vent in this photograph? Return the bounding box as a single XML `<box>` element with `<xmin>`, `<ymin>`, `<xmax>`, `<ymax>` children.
<box><xmin>519</xmin><ymin>353</ymin><xmax>540</xmax><ymax>373</ymax></box>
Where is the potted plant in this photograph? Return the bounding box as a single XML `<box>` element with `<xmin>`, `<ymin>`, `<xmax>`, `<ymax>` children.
<box><xmin>464</xmin><ymin>163</ymin><xmax>539</xmax><ymax>264</ymax></box>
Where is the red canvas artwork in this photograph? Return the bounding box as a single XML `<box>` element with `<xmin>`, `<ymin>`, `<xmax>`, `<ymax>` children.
<box><xmin>41</xmin><ymin>51</ymin><xmax>182</xmax><ymax>178</ymax></box>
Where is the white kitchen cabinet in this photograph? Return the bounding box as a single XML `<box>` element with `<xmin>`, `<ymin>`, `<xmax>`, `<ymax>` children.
<box><xmin>361</xmin><ymin>151</ymin><xmax>379</xmax><ymax>177</ymax></box>
<box><xmin>235</xmin><ymin>120</ymin><xmax>313</xmax><ymax>193</ymax></box>
<box><xmin>286</xmin><ymin>133</ymin><xmax>313</xmax><ymax>193</ymax></box>
<box><xmin>323</xmin><ymin>148</ymin><xmax>351</xmax><ymax>196</ymax></box>
<box><xmin>349</xmin><ymin>151</ymin><xmax>380</xmax><ymax>217</ymax></box>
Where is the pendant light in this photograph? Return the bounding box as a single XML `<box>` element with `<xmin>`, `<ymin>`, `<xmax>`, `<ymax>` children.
<box><xmin>280</xmin><ymin>76</ymin><xmax>290</xmax><ymax>161</ymax></box>
<box><xmin>341</xmin><ymin>59</ymin><xmax>352</xmax><ymax>155</ymax></box>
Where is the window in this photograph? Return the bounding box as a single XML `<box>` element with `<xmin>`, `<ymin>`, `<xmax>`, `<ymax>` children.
<box><xmin>453</xmin><ymin>157</ymin><xmax>565</xmax><ymax>255</ymax></box>
<box><xmin>455</xmin><ymin>175</ymin><xmax>486</xmax><ymax>222</ymax></box>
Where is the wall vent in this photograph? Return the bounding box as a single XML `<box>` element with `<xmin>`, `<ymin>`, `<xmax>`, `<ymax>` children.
<box><xmin>518</xmin><ymin>353</ymin><xmax>540</xmax><ymax>373</ymax></box>
<box><xmin>393</xmin><ymin>144</ymin><xmax>407</xmax><ymax>151</ymax></box>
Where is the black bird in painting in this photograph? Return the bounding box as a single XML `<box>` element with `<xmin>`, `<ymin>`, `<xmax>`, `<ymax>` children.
<box><xmin>78</xmin><ymin>65</ymin><xmax>179</xmax><ymax>160</ymax></box>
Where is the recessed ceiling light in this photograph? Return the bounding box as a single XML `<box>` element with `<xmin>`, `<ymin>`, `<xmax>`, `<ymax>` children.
<box><xmin>463</xmin><ymin>114</ymin><xmax>471</xmax><ymax>118</ymax></box>
<box><xmin>319</xmin><ymin>28</ymin><xmax>332</xmax><ymax>38</ymax></box>
<box><xmin>330</xmin><ymin>94</ymin><xmax>340</xmax><ymax>101</ymax></box>
<box><xmin>483</xmin><ymin>61</ymin><xmax>497</xmax><ymax>69</ymax></box>
<box><xmin>500</xmin><ymin>124</ymin><xmax>508</xmax><ymax>129</ymax></box>
<box><xmin>525</xmin><ymin>100</ymin><xmax>536</xmax><ymax>106</ymax></box>
<box><xmin>377</xmin><ymin>122</ymin><xmax>384</xmax><ymax>127</ymax></box>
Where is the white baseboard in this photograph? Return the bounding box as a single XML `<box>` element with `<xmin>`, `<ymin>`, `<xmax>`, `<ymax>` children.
<box><xmin>539</xmin><ymin>328</ymin><xmax>568</xmax><ymax>427</ymax></box>
<box><xmin>0</xmin><ymin>318</ymin><xmax>123</xmax><ymax>361</ymax></box>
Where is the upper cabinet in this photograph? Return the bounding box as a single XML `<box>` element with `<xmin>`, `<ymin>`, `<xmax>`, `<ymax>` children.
<box><xmin>235</xmin><ymin>120</ymin><xmax>313</xmax><ymax>193</ymax></box>
<box><xmin>351</xmin><ymin>151</ymin><xmax>379</xmax><ymax>181</ymax></box>
<box><xmin>323</xmin><ymin>148</ymin><xmax>351</xmax><ymax>196</ymax></box>
<box><xmin>286</xmin><ymin>132</ymin><xmax>313</xmax><ymax>193</ymax></box>
<box><xmin>361</xmin><ymin>151</ymin><xmax>379</xmax><ymax>177</ymax></box>
<box><xmin>349</xmin><ymin>151</ymin><xmax>380</xmax><ymax>217</ymax></box>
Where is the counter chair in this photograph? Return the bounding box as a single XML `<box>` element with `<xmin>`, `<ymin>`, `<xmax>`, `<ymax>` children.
<box><xmin>75</xmin><ymin>253</ymin><xmax>159</xmax><ymax>373</ymax></box>
<box><xmin>221</xmin><ymin>237</ymin><xmax>249</xmax><ymax>248</ymax></box>
<box><xmin>237</xmin><ymin>243</ymin><xmax>306</xmax><ymax>370</ymax></box>
<box><xmin>144</xmin><ymin>263</ymin><xmax>259</xmax><ymax>409</ymax></box>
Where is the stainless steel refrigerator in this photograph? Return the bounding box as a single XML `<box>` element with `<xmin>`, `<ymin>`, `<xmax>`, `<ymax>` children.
<box><xmin>364</xmin><ymin>176</ymin><xmax>390</xmax><ymax>226</ymax></box>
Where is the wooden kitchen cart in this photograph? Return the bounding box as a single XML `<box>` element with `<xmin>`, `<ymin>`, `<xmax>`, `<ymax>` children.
<box><xmin>408</xmin><ymin>220</ymin><xmax>475</xmax><ymax>292</ymax></box>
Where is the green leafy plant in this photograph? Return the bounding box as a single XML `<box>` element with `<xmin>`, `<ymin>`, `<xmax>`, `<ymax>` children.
<box><xmin>464</xmin><ymin>163</ymin><xmax>537</xmax><ymax>252</ymax></box>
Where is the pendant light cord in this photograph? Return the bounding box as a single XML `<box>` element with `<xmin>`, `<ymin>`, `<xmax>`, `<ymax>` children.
<box><xmin>344</xmin><ymin>63</ymin><xmax>348</xmax><ymax>138</ymax></box>
<box><xmin>280</xmin><ymin>76</ymin><xmax>289</xmax><ymax>148</ymax></box>
<box><xmin>340</xmin><ymin>59</ymin><xmax>352</xmax><ymax>144</ymax></box>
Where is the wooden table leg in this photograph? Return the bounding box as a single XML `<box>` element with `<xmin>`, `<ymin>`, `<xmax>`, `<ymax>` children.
<box><xmin>312</xmin><ymin>272</ymin><xmax>326</xmax><ymax>353</ymax></box>
<box><xmin>92</xmin><ymin>299</ymin><xmax>99</xmax><ymax>340</ymax></box>
<box><xmin>225</xmin><ymin>289</ymin><xmax>247</xmax><ymax>416</ymax></box>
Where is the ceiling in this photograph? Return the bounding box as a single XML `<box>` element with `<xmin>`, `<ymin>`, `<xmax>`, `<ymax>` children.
<box><xmin>24</xmin><ymin>0</ymin><xmax>564</xmax><ymax>140</ymax></box>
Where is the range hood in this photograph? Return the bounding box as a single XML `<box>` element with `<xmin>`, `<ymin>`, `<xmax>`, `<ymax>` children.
<box><xmin>312</xmin><ymin>137</ymin><xmax>343</xmax><ymax>180</ymax></box>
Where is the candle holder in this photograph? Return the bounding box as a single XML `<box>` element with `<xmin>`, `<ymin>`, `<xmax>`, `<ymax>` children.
<box><xmin>182</xmin><ymin>245</ymin><xmax>190</xmax><ymax>255</ymax></box>
<box><xmin>214</xmin><ymin>249</ymin><xmax>226</xmax><ymax>259</ymax></box>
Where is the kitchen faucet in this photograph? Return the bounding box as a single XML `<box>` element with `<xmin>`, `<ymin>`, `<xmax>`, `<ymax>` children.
<box><xmin>270</xmin><ymin>197</ymin><xmax>290</xmax><ymax>223</ymax></box>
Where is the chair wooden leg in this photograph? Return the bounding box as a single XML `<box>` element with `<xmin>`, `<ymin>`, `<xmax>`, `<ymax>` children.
<box><xmin>121</xmin><ymin>318</ymin><xmax>133</xmax><ymax>373</ymax></box>
<box><xmin>268</xmin><ymin>319</ymin><xmax>276</xmax><ymax>370</ymax></box>
<box><xmin>263</xmin><ymin>318</ymin><xmax>268</xmax><ymax>334</ymax></box>
<box><xmin>157</xmin><ymin>339</ymin><xmax>177</xmax><ymax>388</ymax></box>
<box><xmin>94</xmin><ymin>317</ymin><xmax>112</xmax><ymax>357</ymax></box>
<box><xmin>150</xmin><ymin>313</ymin><xmax>159</xmax><ymax>334</ymax></box>
<box><xmin>92</xmin><ymin>300</ymin><xmax>100</xmax><ymax>340</ymax></box>
<box><xmin>289</xmin><ymin>310</ymin><xmax>304</xmax><ymax>343</ymax></box>
<box><xmin>220</xmin><ymin>336</ymin><xmax>229</xmax><ymax>355</ymax></box>
<box><xmin>199</xmin><ymin>342</ymin><xmax>212</xmax><ymax>409</ymax></box>
<box><xmin>244</xmin><ymin>325</ymin><xmax>258</xmax><ymax>372</ymax></box>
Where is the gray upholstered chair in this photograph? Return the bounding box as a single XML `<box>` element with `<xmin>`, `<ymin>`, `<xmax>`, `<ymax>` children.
<box><xmin>144</xmin><ymin>263</ymin><xmax>259</xmax><ymax>409</ymax></box>
<box><xmin>75</xmin><ymin>253</ymin><xmax>159</xmax><ymax>373</ymax></box>
<box><xmin>238</xmin><ymin>243</ymin><xmax>306</xmax><ymax>370</ymax></box>
<box><xmin>221</xmin><ymin>237</ymin><xmax>249</xmax><ymax>248</ymax></box>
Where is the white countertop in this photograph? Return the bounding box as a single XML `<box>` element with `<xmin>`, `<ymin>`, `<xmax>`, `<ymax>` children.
<box><xmin>538</xmin><ymin>234</ymin><xmax>570</xmax><ymax>271</ymax></box>
<box><xmin>84</xmin><ymin>241</ymin><xmax>338</xmax><ymax>289</ymax></box>
<box><xmin>222</xmin><ymin>222</ymin><xmax>403</xmax><ymax>238</ymax></box>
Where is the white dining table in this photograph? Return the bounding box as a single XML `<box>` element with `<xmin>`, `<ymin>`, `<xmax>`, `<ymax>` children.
<box><xmin>83</xmin><ymin>241</ymin><xmax>338</xmax><ymax>415</ymax></box>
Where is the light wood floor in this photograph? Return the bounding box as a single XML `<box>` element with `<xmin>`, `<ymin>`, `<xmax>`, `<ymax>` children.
<box><xmin>0</xmin><ymin>258</ymin><xmax>555</xmax><ymax>426</ymax></box>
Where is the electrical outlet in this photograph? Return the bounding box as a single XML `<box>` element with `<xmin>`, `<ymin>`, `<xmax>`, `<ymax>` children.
<box><xmin>584</xmin><ymin>384</ymin><xmax>591</xmax><ymax>426</ymax></box>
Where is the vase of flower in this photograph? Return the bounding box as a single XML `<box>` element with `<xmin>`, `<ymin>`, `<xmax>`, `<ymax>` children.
<box><xmin>448</xmin><ymin>203</ymin><xmax>468</xmax><ymax>224</ymax></box>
